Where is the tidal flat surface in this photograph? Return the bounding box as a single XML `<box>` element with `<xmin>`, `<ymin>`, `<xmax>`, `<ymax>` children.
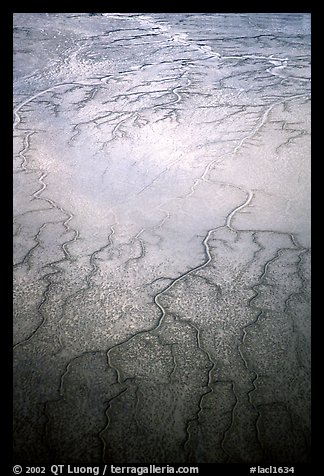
<box><xmin>13</xmin><ymin>13</ymin><xmax>311</xmax><ymax>464</ymax></box>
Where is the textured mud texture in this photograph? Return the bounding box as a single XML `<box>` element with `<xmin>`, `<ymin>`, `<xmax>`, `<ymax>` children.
<box><xmin>13</xmin><ymin>13</ymin><xmax>311</xmax><ymax>464</ymax></box>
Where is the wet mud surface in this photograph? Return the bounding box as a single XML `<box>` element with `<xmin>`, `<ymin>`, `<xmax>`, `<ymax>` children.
<box><xmin>13</xmin><ymin>13</ymin><xmax>311</xmax><ymax>464</ymax></box>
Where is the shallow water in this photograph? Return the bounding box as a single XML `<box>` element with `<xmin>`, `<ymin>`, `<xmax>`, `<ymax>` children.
<box><xmin>13</xmin><ymin>13</ymin><xmax>311</xmax><ymax>464</ymax></box>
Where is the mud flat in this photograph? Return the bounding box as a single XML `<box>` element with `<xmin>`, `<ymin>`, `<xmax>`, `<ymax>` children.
<box><xmin>13</xmin><ymin>13</ymin><xmax>311</xmax><ymax>464</ymax></box>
